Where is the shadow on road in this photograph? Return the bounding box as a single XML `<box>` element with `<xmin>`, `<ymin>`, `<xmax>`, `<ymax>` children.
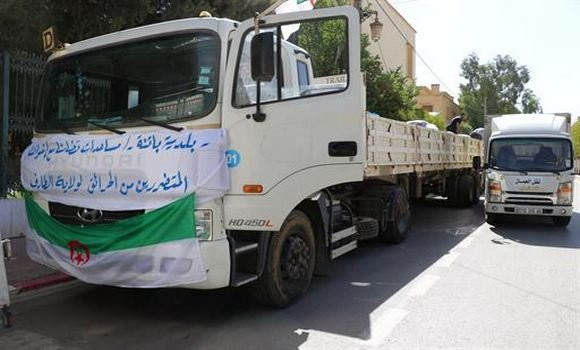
<box><xmin>489</xmin><ymin>211</ymin><xmax>580</xmax><ymax>249</ymax></box>
<box><xmin>11</xmin><ymin>199</ymin><xmax>486</xmax><ymax>349</ymax></box>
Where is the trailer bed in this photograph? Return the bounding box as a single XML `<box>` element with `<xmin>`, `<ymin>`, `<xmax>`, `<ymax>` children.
<box><xmin>365</xmin><ymin>114</ymin><xmax>483</xmax><ymax>178</ymax></box>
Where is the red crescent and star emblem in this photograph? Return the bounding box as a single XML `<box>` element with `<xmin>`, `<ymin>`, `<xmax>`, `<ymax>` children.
<box><xmin>68</xmin><ymin>240</ymin><xmax>90</xmax><ymax>266</ymax></box>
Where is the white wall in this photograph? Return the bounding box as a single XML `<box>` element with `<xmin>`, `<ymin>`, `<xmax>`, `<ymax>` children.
<box><xmin>0</xmin><ymin>200</ymin><xmax>27</xmax><ymax>239</ymax></box>
<box><xmin>361</xmin><ymin>0</ymin><xmax>416</xmax><ymax>78</ymax></box>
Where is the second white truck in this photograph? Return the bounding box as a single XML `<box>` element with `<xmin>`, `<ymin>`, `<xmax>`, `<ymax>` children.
<box><xmin>484</xmin><ymin>114</ymin><xmax>574</xmax><ymax>226</ymax></box>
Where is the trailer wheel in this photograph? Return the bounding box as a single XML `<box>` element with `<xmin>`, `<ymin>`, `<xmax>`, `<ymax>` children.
<box><xmin>251</xmin><ymin>210</ymin><xmax>315</xmax><ymax>307</ymax></box>
<box><xmin>471</xmin><ymin>178</ymin><xmax>482</xmax><ymax>205</ymax></box>
<box><xmin>380</xmin><ymin>188</ymin><xmax>410</xmax><ymax>244</ymax></box>
<box><xmin>551</xmin><ymin>216</ymin><xmax>571</xmax><ymax>227</ymax></box>
<box><xmin>457</xmin><ymin>175</ymin><xmax>475</xmax><ymax>208</ymax></box>
<box><xmin>446</xmin><ymin>176</ymin><xmax>459</xmax><ymax>207</ymax></box>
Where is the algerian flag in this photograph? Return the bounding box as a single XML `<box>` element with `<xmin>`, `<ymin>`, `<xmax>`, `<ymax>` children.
<box><xmin>275</xmin><ymin>0</ymin><xmax>317</xmax><ymax>39</ymax></box>
<box><xmin>25</xmin><ymin>194</ymin><xmax>206</xmax><ymax>288</ymax></box>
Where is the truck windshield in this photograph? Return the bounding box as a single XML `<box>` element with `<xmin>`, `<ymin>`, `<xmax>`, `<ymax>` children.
<box><xmin>489</xmin><ymin>138</ymin><xmax>573</xmax><ymax>172</ymax></box>
<box><xmin>36</xmin><ymin>32</ymin><xmax>220</xmax><ymax>132</ymax></box>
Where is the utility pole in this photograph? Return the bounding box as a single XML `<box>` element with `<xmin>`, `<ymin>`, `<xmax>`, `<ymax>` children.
<box><xmin>483</xmin><ymin>95</ymin><xmax>487</xmax><ymax>117</ymax></box>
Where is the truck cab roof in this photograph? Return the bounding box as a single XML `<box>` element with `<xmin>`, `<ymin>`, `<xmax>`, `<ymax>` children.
<box><xmin>489</xmin><ymin>114</ymin><xmax>571</xmax><ymax>139</ymax></box>
<box><xmin>50</xmin><ymin>17</ymin><xmax>239</xmax><ymax>61</ymax></box>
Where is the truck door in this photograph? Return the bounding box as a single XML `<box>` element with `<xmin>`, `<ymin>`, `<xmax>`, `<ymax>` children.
<box><xmin>222</xmin><ymin>6</ymin><xmax>363</xmax><ymax>215</ymax></box>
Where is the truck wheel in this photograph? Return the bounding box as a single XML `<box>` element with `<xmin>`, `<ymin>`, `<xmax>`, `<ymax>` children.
<box><xmin>486</xmin><ymin>213</ymin><xmax>502</xmax><ymax>226</ymax></box>
<box><xmin>552</xmin><ymin>216</ymin><xmax>571</xmax><ymax>227</ymax></box>
<box><xmin>457</xmin><ymin>175</ymin><xmax>475</xmax><ymax>208</ymax></box>
<box><xmin>380</xmin><ymin>188</ymin><xmax>410</xmax><ymax>244</ymax></box>
<box><xmin>446</xmin><ymin>176</ymin><xmax>459</xmax><ymax>207</ymax></box>
<box><xmin>251</xmin><ymin>210</ymin><xmax>315</xmax><ymax>307</ymax></box>
<box><xmin>471</xmin><ymin>176</ymin><xmax>482</xmax><ymax>205</ymax></box>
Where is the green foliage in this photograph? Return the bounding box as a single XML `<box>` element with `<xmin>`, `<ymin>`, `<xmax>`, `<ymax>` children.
<box><xmin>0</xmin><ymin>0</ymin><xmax>51</xmax><ymax>52</ymax></box>
<box><xmin>460</xmin><ymin>121</ymin><xmax>473</xmax><ymax>135</ymax></box>
<box><xmin>0</xmin><ymin>0</ymin><xmax>270</xmax><ymax>53</ymax></box>
<box><xmin>296</xmin><ymin>18</ymin><xmax>347</xmax><ymax>77</ymax></box>
<box><xmin>459</xmin><ymin>53</ymin><xmax>542</xmax><ymax>128</ymax></box>
<box><xmin>572</xmin><ymin>120</ymin><xmax>580</xmax><ymax>158</ymax></box>
<box><xmin>422</xmin><ymin>112</ymin><xmax>445</xmax><ymax>131</ymax></box>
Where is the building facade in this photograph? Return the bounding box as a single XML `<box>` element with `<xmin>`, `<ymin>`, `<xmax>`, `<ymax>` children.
<box><xmin>359</xmin><ymin>0</ymin><xmax>416</xmax><ymax>79</ymax></box>
<box><xmin>416</xmin><ymin>84</ymin><xmax>461</xmax><ymax>121</ymax></box>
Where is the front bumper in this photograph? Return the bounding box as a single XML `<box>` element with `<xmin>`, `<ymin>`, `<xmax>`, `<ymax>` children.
<box><xmin>485</xmin><ymin>202</ymin><xmax>573</xmax><ymax>217</ymax></box>
<box><xmin>177</xmin><ymin>238</ymin><xmax>231</xmax><ymax>290</ymax></box>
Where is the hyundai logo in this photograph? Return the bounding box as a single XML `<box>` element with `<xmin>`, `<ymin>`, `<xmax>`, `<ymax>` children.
<box><xmin>76</xmin><ymin>208</ymin><xmax>104</xmax><ymax>224</ymax></box>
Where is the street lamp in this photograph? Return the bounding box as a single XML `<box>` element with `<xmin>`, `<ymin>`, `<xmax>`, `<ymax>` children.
<box><xmin>370</xmin><ymin>15</ymin><xmax>383</xmax><ymax>42</ymax></box>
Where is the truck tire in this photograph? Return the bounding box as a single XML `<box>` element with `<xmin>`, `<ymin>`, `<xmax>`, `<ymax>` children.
<box><xmin>552</xmin><ymin>216</ymin><xmax>571</xmax><ymax>227</ymax></box>
<box><xmin>471</xmin><ymin>176</ymin><xmax>482</xmax><ymax>205</ymax></box>
<box><xmin>251</xmin><ymin>210</ymin><xmax>315</xmax><ymax>307</ymax></box>
<box><xmin>457</xmin><ymin>175</ymin><xmax>475</xmax><ymax>208</ymax></box>
<box><xmin>380</xmin><ymin>188</ymin><xmax>410</xmax><ymax>244</ymax></box>
<box><xmin>354</xmin><ymin>217</ymin><xmax>379</xmax><ymax>240</ymax></box>
<box><xmin>446</xmin><ymin>176</ymin><xmax>459</xmax><ymax>207</ymax></box>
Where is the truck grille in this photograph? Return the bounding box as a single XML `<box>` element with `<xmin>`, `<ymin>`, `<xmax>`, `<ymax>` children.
<box><xmin>505</xmin><ymin>191</ymin><xmax>552</xmax><ymax>196</ymax></box>
<box><xmin>504</xmin><ymin>197</ymin><xmax>553</xmax><ymax>206</ymax></box>
<box><xmin>49</xmin><ymin>202</ymin><xmax>144</xmax><ymax>226</ymax></box>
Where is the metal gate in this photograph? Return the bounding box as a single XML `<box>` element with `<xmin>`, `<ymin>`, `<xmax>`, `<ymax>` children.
<box><xmin>0</xmin><ymin>50</ymin><xmax>45</xmax><ymax>198</ymax></box>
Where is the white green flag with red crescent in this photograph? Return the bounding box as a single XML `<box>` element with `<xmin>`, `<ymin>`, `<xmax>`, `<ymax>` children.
<box><xmin>20</xmin><ymin>129</ymin><xmax>230</xmax><ymax>287</ymax></box>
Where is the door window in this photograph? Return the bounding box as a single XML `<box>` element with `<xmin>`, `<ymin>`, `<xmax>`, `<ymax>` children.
<box><xmin>234</xmin><ymin>17</ymin><xmax>349</xmax><ymax>107</ymax></box>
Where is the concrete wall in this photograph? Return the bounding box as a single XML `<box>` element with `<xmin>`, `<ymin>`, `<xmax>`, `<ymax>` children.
<box><xmin>0</xmin><ymin>199</ymin><xmax>27</xmax><ymax>239</ymax></box>
<box><xmin>361</xmin><ymin>0</ymin><xmax>416</xmax><ymax>79</ymax></box>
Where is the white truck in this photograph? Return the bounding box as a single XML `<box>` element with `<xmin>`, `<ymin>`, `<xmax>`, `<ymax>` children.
<box><xmin>28</xmin><ymin>6</ymin><xmax>483</xmax><ymax>306</ymax></box>
<box><xmin>484</xmin><ymin>114</ymin><xmax>575</xmax><ymax>227</ymax></box>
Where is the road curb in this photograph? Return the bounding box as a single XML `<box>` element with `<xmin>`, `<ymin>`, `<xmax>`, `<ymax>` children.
<box><xmin>10</xmin><ymin>273</ymin><xmax>73</xmax><ymax>295</ymax></box>
<box><xmin>10</xmin><ymin>279</ymin><xmax>87</xmax><ymax>304</ymax></box>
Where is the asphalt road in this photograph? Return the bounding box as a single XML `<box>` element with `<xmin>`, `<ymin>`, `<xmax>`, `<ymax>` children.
<box><xmin>2</xmin><ymin>178</ymin><xmax>579</xmax><ymax>349</ymax></box>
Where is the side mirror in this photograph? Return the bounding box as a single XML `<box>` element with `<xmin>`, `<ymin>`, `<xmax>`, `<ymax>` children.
<box><xmin>472</xmin><ymin>156</ymin><xmax>482</xmax><ymax>170</ymax></box>
<box><xmin>483</xmin><ymin>163</ymin><xmax>490</xmax><ymax>170</ymax></box>
<box><xmin>251</xmin><ymin>32</ymin><xmax>275</xmax><ymax>82</ymax></box>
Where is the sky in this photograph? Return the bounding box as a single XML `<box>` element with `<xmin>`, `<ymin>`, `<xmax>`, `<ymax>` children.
<box><xmin>388</xmin><ymin>0</ymin><xmax>580</xmax><ymax>120</ymax></box>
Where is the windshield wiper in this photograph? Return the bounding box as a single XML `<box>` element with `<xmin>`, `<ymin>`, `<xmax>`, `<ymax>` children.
<box><xmin>526</xmin><ymin>169</ymin><xmax>561</xmax><ymax>176</ymax></box>
<box><xmin>87</xmin><ymin>120</ymin><xmax>125</xmax><ymax>135</ymax></box>
<box><xmin>491</xmin><ymin>165</ymin><xmax>527</xmax><ymax>175</ymax></box>
<box><xmin>138</xmin><ymin>117</ymin><xmax>183</xmax><ymax>132</ymax></box>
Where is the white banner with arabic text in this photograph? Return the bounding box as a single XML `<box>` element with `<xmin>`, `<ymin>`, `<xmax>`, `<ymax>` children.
<box><xmin>21</xmin><ymin>129</ymin><xmax>230</xmax><ymax>211</ymax></box>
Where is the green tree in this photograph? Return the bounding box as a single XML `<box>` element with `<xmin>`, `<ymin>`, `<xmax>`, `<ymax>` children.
<box><xmin>362</xmin><ymin>35</ymin><xmax>418</xmax><ymax>121</ymax></box>
<box><xmin>0</xmin><ymin>0</ymin><xmax>51</xmax><ymax>52</ymax></box>
<box><xmin>415</xmin><ymin>109</ymin><xmax>445</xmax><ymax>130</ymax></box>
<box><xmin>459</xmin><ymin>53</ymin><xmax>542</xmax><ymax>128</ymax></box>
<box><xmin>572</xmin><ymin>120</ymin><xmax>580</xmax><ymax>158</ymax></box>
<box><xmin>521</xmin><ymin>89</ymin><xmax>542</xmax><ymax>114</ymax></box>
<box><xmin>0</xmin><ymin>0</ymin><xmax>270</xmax><ymax>53</ymax></box>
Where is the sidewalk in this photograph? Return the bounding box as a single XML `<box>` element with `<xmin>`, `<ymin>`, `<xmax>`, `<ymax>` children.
<box><xmin>6</xmin><ymin>237</ymin><xmax>72</xmax><ymax>294</ymax></box>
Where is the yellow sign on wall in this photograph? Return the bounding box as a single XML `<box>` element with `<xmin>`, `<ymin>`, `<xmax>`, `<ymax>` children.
<box><xmin>42</xmin><ymin>27</ymin><xmax>56</xmax><ymax>53</ymax></box>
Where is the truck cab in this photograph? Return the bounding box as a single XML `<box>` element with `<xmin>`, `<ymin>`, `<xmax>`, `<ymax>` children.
<box><xmin>484</xmin><ymin>114</ymin><xmax>574</xmax><ymax>226</ymax></box>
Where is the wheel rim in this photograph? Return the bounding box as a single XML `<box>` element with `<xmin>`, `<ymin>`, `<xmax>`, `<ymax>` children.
<box><xmin>280</xmin><ymin>233</ymin><xmax>311</xmax><ymax>288</ymax></box>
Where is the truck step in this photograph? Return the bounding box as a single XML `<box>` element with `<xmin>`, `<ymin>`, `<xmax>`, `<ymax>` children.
<box><xmin>235</xmin><ymin>241</ymin><xmax>258</xmax><ymax>255</ymax></box>
<box><xmin>232</xmin><ymin>273</ymin><xmax>258</xmax><ymax>287</ymax></box>
<box><xmin>331</xmin><ymin>240</ymin><xmax>357</xmax><ymax>259</ymax></box>
<box><xmin>331</xmin><ymin>226</ymin><xmax>357</xmax><ymax>243</ymax></box>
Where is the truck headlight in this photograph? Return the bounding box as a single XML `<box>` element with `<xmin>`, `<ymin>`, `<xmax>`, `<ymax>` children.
<box><xmin>488</xmin><ymin>181</ymin><xmax>502</xmax><ymax>202</ymax></box>
<box><xmin>194</xmin><ymin>209</ymin><xmax>213</xmax><ymax>240</ymax></box>
<box><xmin>557</xmin><ymin>182</ymin><xmax>573</xmax><ymax>205</ymax></box>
